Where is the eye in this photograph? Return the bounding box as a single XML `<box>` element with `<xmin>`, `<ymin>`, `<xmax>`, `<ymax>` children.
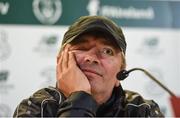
<box><xmin>101</xmin><ymin>48</ymin><xmax>114</xmax><ymax>56</ymax></box>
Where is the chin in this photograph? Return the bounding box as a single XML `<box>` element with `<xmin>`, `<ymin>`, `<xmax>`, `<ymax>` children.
<box><xmin>89</xmin><ymin>81</ymin><xmax>101</xmax><ymax>91</ymax></box>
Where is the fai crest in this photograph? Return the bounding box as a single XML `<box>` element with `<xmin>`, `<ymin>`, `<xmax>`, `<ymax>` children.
<box><xmin>0</xmin><ymin>31</ymin><xmax>11</xmax><ymax>62</ymax></box>
<box><xmin>33</xmin><ymin>0</ymin><xmax>62</xmax><ymax>25</ymax></box>
<box><xmin>137</xmin><ymin>37</ymin><xmax>163</xmax><ymax>57</ymax></box>
<box><xmin>34</xmin><ymin>34</ymin><xmax>59</xmax><ymax>56</ymax></box>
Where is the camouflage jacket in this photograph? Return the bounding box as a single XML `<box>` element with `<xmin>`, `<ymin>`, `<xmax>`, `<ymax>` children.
<box><xmin>13</xmin><ymin>85</ymin><xmax>164</xmax><ymax>117</ymax></box>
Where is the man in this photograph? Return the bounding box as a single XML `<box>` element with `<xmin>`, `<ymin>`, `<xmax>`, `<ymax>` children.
<box><xmin>13</xmin><ymin>16</ymin><xmax>164</xmax><ymax>117</ymax></box>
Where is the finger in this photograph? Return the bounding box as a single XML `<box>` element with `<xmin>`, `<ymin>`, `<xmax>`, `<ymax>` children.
<box><xmin>68</xmin><ymin>51</ymin><xmax>76</xmax><ymax>67</ymax></box>
<box><xmin>62</xmin><ymin>46</ymin><xmax>69</xmax><ymax>70</ymax></box>
<box><xmin>57</xmin><ymin>51</ymin><xmax>63</xmax><ymax>75</ymax></box>
<box><xmin>62</xmin><ymin>44</ymin><xmax>71</xmax><ymax>69</ymax></box>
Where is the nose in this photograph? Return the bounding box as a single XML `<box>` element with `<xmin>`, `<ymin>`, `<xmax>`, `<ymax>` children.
<box><xmin>84</xmin><ymin>49</ymin><xmax>100</xmax><ymax>65</ymax></box>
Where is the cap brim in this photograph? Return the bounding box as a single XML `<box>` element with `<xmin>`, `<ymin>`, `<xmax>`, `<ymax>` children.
<box><xmin>78</xmin><ymin>23</ymin><xmax>123</xmax><ymax>51</ymax></box>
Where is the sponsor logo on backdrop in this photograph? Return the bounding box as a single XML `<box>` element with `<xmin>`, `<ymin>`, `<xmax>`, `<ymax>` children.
<box><xmin>34</xmin><ymin>34</ymin><xmax>59</xmax><ymax>56</ymax></box>
<box><xmin>87</xmin><ymin>0</ymin><xmax>154</xmax><ymax>20</ymax></box>
<box><xmin>0</xmin><ymin>1</ymin><xmax>9</xmax><ymax>15</ymax></box>
<box><xmin>87</xmin><ymin>0</ymin><xmax>100</xmax><ymax>16</ymax></box>
<box><xmin>137</xmin><ymin>37</ymin><xmax>163</xmax><ymax>57</ymax></box>
<box><xmin>0</xmin><ymin>103</ymin><xmax>11</xmax><ymax>117</ymax></box>
<box><xmin>0</xmin><ymin>70</ymin><xmax>14</xmax><ymax>94</ymax></box>
<box><xmin>0</xmin><ymin>31</ymin><xmax>11</xmax><ymax>62</ymax></box>
<box><xmin>0</xmin><ymin>70</ymin><xmax>12</xmax><ymax>116</ymax></box>
<box><xmin>33</xmin><ymin>0</ymin><xmax>62</xmax><ymax>25</ymax></box>
<box><xmin>143</xmin><ymin>68</ymin><xmax>165</xmax><ymax>97</ymax></box>
<box><xmin>40</xmin><ymin>66</ymin><xmax>56</xmax><ymax>88</ymax></box>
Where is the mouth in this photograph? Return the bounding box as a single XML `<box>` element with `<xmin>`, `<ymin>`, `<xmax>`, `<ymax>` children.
<box><xmin>81</xmin><ymin>69</ymin><xmax>102</xmax><ymax>77</ymax></box>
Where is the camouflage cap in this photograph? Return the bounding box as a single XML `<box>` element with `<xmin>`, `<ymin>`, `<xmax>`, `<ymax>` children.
<box><xmin>61</xmin><ymin>16</ymin><xmax>127</xmax><ymax>55</ymax></box>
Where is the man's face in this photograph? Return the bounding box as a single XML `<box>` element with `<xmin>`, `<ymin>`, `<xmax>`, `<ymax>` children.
<box><xmin>68</xmin><ymin>34</ymin><xmax>123</xmax><ymax>96</ymax></box>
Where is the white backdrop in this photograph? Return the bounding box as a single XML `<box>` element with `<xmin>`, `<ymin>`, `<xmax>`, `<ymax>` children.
<box><xmin>0</xmin><ymin>25</ymin><xmax>180</xmax><ymax>116</ymax></box>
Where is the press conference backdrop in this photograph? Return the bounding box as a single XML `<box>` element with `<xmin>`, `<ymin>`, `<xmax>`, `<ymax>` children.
<box><xmin>0</xmin><ymin>0</ymin><xmax>180</xmax><ymax>116</ymax></box>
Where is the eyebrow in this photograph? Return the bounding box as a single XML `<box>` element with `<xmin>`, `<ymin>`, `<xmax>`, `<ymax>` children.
<box><xmin>101</xmin><ymin>40</ymin><xmax>122</xmax><ymax>53</ymax></box>
<box><xmin>100</xmin><ymin>39</ymin><xmax>114</xmax><ymax>46</ymax></box>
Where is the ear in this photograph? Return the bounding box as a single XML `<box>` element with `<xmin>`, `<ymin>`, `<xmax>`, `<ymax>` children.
<box><xmin>115</xmin><ymin>80</ymin><xmax>120</xmax><ymax>87</ymax></box>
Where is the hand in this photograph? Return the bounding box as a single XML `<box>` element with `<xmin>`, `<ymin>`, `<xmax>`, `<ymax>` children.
<box><xmin>56</xmin><ymin>44</ymin><xmax>91</xmax><ymax>97</ymax></box>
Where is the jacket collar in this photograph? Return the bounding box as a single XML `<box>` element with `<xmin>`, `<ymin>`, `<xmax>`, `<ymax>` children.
<box><xmin>96</xmin><ymin>85</ymin><xmax>126</xmax><ymax>116</ymax></box>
